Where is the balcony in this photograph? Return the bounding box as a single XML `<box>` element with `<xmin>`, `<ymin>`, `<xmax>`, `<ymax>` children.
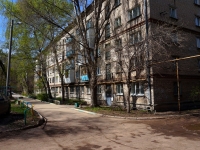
<box><xmin>81</xmin><ymin>75</ymin><xmax>89</xmax><ymax>82</ymax></box>
<box><xmin>66</xmin><ymin>64</ymin><xmax>75</xmax><ymax>70</ymax></box>
<box><xmin>66</xmin><ymin>50</ymin><xmax>74</xmax><ymax>58</ymax></box>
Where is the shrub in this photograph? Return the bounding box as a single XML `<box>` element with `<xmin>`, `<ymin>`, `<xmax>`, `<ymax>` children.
<box><xmin>28</xmin><ymin>94</ymin><xmax>37</xmax><ymax>99</ymax></box>
<box><xmin>37</xmin><ymin>93</ymin><xmax>48</xmax><ymax>101</ymax></box>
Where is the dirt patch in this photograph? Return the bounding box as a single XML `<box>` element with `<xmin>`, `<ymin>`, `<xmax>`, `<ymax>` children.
<box><xmin>0</xmin><ymin>111</ymin><xmax>40</xmax><ymax>133</ymax></box>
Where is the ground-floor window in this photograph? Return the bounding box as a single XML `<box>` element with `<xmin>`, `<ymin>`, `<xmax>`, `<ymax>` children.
<box><xmin>70</xmin><ymin>87</ymin><xmax>74</xmax><ymax>94</ymax></box>
<box><xmin>81</xmin><ymin>86</ymin><xmax>84</xmax><ymax>94</ymax></box>
<box><xmin>131</xmin><ymin>82</ymin><xmax>144</xmax><ymax>96</ymax></box>
<box><xmin>87</xmin><ymin>86</ymin><xmax>91</xmax><ymax>94</ymax></box>
<box><xmin>116</xmin><ymin>84</ymin><xmax>123</xmax><ymax>95</ymax></box>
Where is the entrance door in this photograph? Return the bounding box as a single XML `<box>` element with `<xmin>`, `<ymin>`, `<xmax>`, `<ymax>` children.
<box><xmin>106</xmin><ymin>85</ymin><xmax>112</xmax><ymax>106</ymax></box>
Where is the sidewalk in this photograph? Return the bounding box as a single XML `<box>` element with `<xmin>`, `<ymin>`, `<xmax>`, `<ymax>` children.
<box><xmin>0</xmin><ymin>94</ymin><xmax>198</xmax><ymax>150</ymax></box>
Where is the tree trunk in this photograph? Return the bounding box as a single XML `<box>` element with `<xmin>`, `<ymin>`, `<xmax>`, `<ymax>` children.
<box><xmin>126</xmin><ymin>88</ymin><xmax>131</xmax><ymax>113</ymax></box>
<box><xmin>90</xmin><ymin>70</ymin><xmax>98</xmax><ymax>107</ymax></box>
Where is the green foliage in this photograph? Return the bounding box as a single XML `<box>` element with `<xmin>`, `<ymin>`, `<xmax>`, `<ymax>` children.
<box><xmin>55</xmin><ymin>97</ymin><xmax>87</xmax><ymax>105</ymax></box>
<box><xmin>191</xmin><ymin>85</ymin><xmax>200</xmax><ymax>101</ymax></box>
<box><xmin>28</xmin><ymin>94</ymin><xmax>37</xmax><ymax>99</ymax></box>
<box><xmin>37</xmin><ymin>93</ymin><xmax>48</xmax><ymax>101</ymax></box>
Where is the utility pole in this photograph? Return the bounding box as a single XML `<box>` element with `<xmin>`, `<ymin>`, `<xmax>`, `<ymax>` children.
<box><xmin>6</xmin><ymin>19</ymin><xmax>13</xmax><ymax>96</ymax></box>
<box><xmin>176</xmin><ymin>59</ymin><xmax>181</xmax><ymax>112</ymax></box>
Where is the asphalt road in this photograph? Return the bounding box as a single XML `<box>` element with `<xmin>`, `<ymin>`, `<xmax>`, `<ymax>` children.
<box><xmin>0</xmin><ymin>95</ymin><xmax>200</xmax><ymax>150</ymax></box>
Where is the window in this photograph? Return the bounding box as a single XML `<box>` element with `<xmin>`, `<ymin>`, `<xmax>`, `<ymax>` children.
<box><xmin>114</xmin><ymin>17</ymin><xmax>121</xmax><ymax>28</ymax></box>
<box><xmin>197</xmin><ymin>38</ymin><xmax>200</xmax><ymax>48</ymax></box>
<box><xmin>116</xmin><ymin>62</ymin><xmax>122</xmax><ymax>73</ymax></box>
<box><xmin>97</xmin><ymin>85</ymin><xmax>101</xmax><ymax>94</ymax></box>
<box><xmin>87</xmin><ymin>86</ymin><xmax>91</xmax><ymax>94</ymax></box>
<box><xmin>52</xmin><ymin>77</ymin><xmax>55</xmax><ymax>83</ymax></box>
<box><xmin>98</xmin><ymin>49</ymin><xmax>101</xmax><ymax>57</ymax></box>
<box><xmin>114</xmin><ymin>0</ymin><xmax>121</xmax><ymax>7</ymax></box>
<box><xmin>105</xmin><ymin>23</ymin><xmax>110</xmax><ymax>39</ymax></box>
<box><xmin>170</xmin><ymin>7</ymin><xmax>177</xmax><ymax>19</ymax></box>
<box><xmin>194</xmin><ymin>0</ymin><xmax>200</xmax><ymax>5</ymax></box>
<box><xmin>116</xmin><ymin>84</ymin><xmax>123</xmax><ymax>95</ymax></box>
<box><xmin>129</xmin><ymin>5</ymin><xmax>141</xmax><ymax>20</ymax></box>
<box><xmin>115</xmin><ymin>39</ymin><xmax>122</xmax><ymax>47</ymax></box>
<box><xmin>105</xmin><ymin>51</ymin><xmax>111</xmax><ymax>60</ymax></box>
<box><xmin>76</xmin><ymin>70</ymin><xmax>80</xmax><ymax>78</ymax></box>
<box><xmin>131</xmin><ymin>82</ymin><xmax>144</xmax><ymax>95</ymax></box>
<box><xmin>70</xmin><ymin>87</ymin><xmax>74</xmax><ymax>94</ymax></box>
<box><xmin>86</xmin><ymin>19</ymin><xmax>93</xmax><ymax>29</ymax></box>
<box><xmin>195</xmin><ymin>16</ymin><xmax>200</xmax><ymax>27</ymax></box>
<box><xmin>80</xmin><ymin>86</ymin><xmax>84</xmax><ymax>94</ymax></box>
<box><xmin>106</xmin><ymin>63</ymin><xmax>112</xmax><ymax>80</ymax></box>
<box><xmin>130</xmin><ymin>32</ymin><xmax>142</xmax><ymax>45</ymax></box>
<box><xmin>105</xmin><ymin>3</ymin><xmax>110</xmax><ymax>19</ymax></box>
<box><xmin>97</xmin><ymin>67</ymin><xmax>101</xmax><ymax>75</ymax></box>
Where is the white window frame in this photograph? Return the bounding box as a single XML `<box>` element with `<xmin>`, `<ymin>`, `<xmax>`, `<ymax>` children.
<box><xmin>130</xmin><ymin>31</ymin><xmax>142</xmax><ymax>45</ymax></box>
<box><xmin>97</xmin><ymin>67</ymin><xmax>101</xmax><ymax>75</ymax></box>
<box><xmin>116</xmin><ymin>84</ymin><xmax>123</xmax><ymax>95</ymax></box>
<box><xmin>195</xmin><ymin>16</ymin><xmax>200</xmax><ymax>27</ymax></box>
<box><xmin>129</xmin><ymin>5</ymin><xmax>141</xmax><ymax>20</ymax></box>
<box><xmin>81</xmin><ymin>86</ymin><xmax>84</xmax><ymax>94</ymax></box>
<box><xmin>87</xmin><ymin>86</ymin><xmax>91</xmax><ymax>94</ymax></box>
<box><xmin>170</xmin><ymin>7</ymin><xmax>177</xmax><ymax>19</ymax></box>
<box><xmin>131</xmin><ymin>82</ymin><xmax>144</xmax><ymax>96</ymax></box>
<box><xmin>197</xmin><ymin>38</ymin><xmax>200</xmax><ymax>48</ymax></box>
<box><xmin>195</xmin><ymin>0</ymin><xmax>200</xmax><ymax>5</ymax></box>
<box><xmin>114</xmin><ymin>17</ymin><xmax>121</xmax><ymax>28</ymax></box>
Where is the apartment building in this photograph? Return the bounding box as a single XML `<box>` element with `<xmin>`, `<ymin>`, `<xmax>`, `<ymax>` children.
<box><xmin>35</xmin><ymin>0</ymin><xmax>200</xmax><ymax>111</ymax></box>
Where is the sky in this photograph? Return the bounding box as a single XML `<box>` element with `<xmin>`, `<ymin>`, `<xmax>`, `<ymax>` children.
<box><xmin>0</xmin><ymin>14</ymin><xmax>7</xmax><ymax>46</ymax></box>
<box><xmin>0</xmin><ymin>0</ymin><xmax>17</xmax><ymax>48</ymax></box>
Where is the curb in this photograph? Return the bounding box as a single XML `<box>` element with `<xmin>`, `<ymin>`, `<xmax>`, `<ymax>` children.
<box><xmin>72</xmin><ymin>108</ymin><xmax>198</xmax><ymax>120</ymax></box>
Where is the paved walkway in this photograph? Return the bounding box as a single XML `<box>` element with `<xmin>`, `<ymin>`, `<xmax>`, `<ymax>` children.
<box><xmin>0</xmin><ymin>94</ymin><xmax>200</xmax><ymax>150</ymax></box>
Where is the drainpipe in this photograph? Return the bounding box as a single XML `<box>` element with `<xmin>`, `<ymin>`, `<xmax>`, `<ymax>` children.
<box><xmin>144</xmin><ymin>0</ymin><xmax>152</xmax><ymax>107</ymax></box>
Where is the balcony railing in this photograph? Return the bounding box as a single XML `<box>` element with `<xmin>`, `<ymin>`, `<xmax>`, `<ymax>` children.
<box><xmin>81</xmin><ymin>75</ymin><xmax>89</xmax><ymax>81</ymax></box>
<box><xmin>66</xmin><ymin>50</ymin><xmax>74</xmax><ymax>58</ymax></box>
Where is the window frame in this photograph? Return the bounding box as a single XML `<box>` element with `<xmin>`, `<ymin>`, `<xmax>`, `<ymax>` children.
<box><xmin>114</xmin><ymin>0</ymin><xmax>121</xmax><ymax>7</ymax></box>
<box><xmin>97</xmin><ymin>67</ymin><xmax>101</xmax><ymax>75</ymax></box>
<box><xmin>130</xmin><ymin>31</ymin><xmax>142</xmax><ymax>45</ymax></box>
<box><xmin>87</xmin><ymin>86</ymin><xmax>91</xmax><ymax>94</ymax></box>
<box><xmin>70</xmin><ymin>87</ymin><xmax>74</xmax><ymax>94</ymax></box>
<box><xmin>195</xmin><ymin>16</ymin><xmax>200</xmax><ymax>27</ymax></box>
<box><xmin>105</xmin><ymin>23</ymin><xmax>110</xmax><ymax>39</ymax></box>
<box><xmin>194</xmin><ymin>0</ymin><xmax>200</xmax><ymax>6</ymax></box>
<box><xmin>128</xmin><ymin>5</ymin><xmax>141</xmax><ymax>21</ymax></box>
<box><xmin>131</xmin><ymin>82</ymin><xmax>144</xmax><ymax>96</ymax></box>
<box><xmin>105</xmin><ymin>51</ymin><xmax>111</xmax><ymax>60</ymax></box>
<box><xmin>114</xmin><ymin>17</ymin><xmax>121</xmax><ymax>28</ymax></box>
<box><xmin>116</xmin><ymin>84</ymin><xmax>123</xmax><ymax>95</ymax></box>
<box><xmin>169</xmin><ymin>7</ymin><xmax>178</xmax><ymax>19</ymax></box>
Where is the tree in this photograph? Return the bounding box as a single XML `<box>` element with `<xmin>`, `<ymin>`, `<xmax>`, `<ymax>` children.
<box><xmin>0</xmin><ymin>0</ymin><xmax>73</xmax><ymax>100</ymax></box>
